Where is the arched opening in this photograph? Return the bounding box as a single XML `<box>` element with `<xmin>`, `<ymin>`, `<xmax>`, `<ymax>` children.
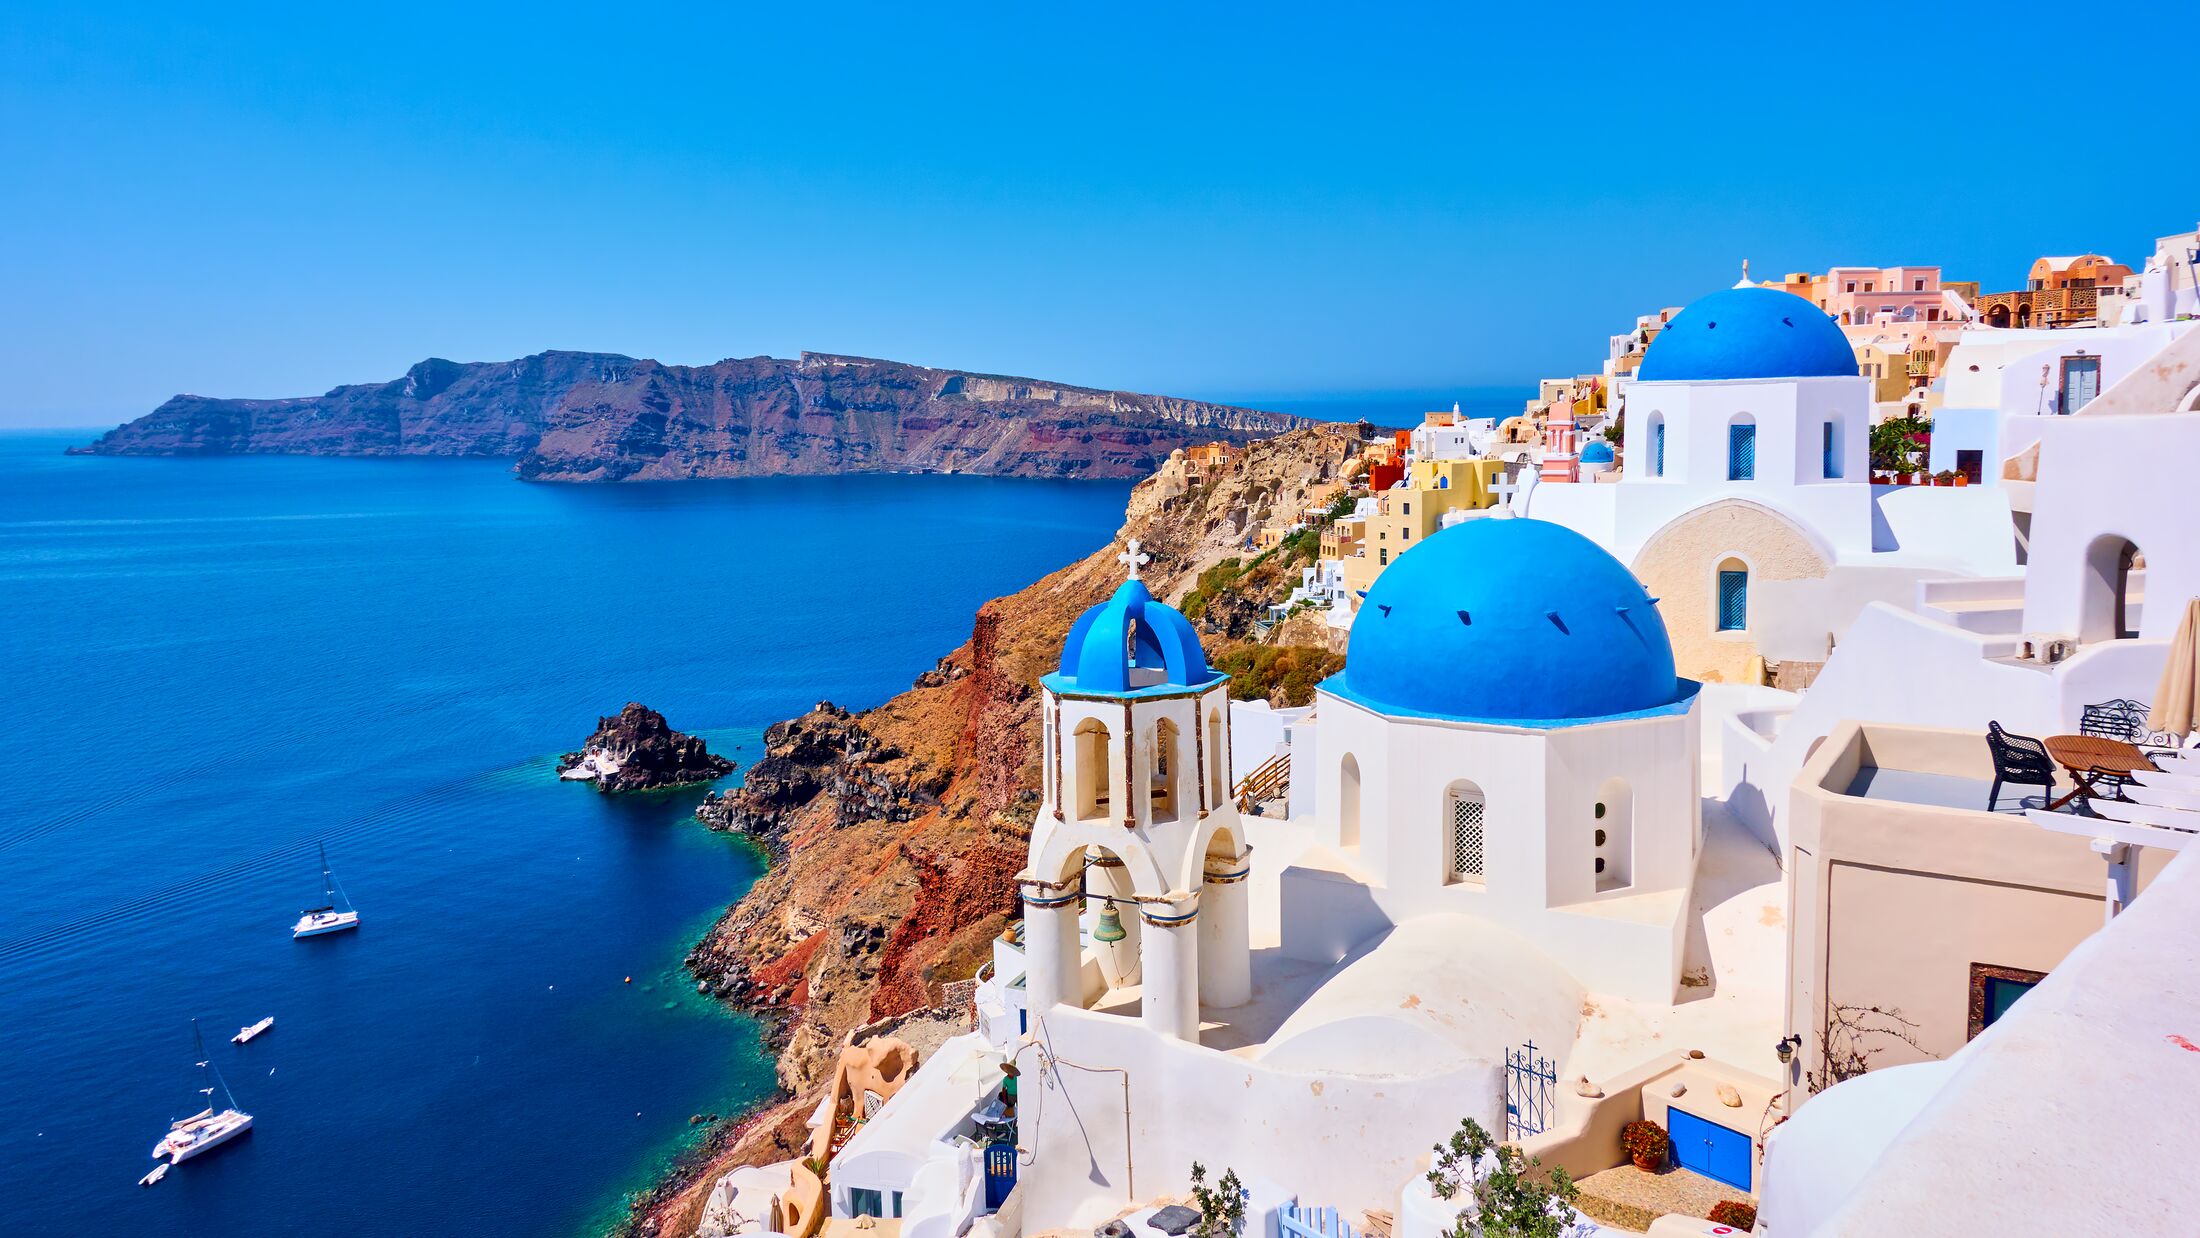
<box><xmin>1150</xmin><ymin>718</ymin><xmax>1182</xmax><ymax>823</ymax></box>
<box><xmin>1821</xmin><ymin>417</ymin><xmax>1842</xmax><ymax>479</ymax></box>
<box><xmin>1338</xmin><ymin>753</ymin><xmax>1362</xmax><ymax>849</ymax></box>
<box><xmin>1646</xmin><ymin>412</ymin><xmax>1666</xmax><ymax>478</ymax></box>
<box><xmin>1594</xmin><ymin>779</ymin><xmax>1634</xmax><ymax>892</ymax></box>
<box><xmin>2016</xmin><ymin>304</ymin><xmax>2032</xmax><ymax>328</ymax></box>
<box><xmin>1207</xmin><ymin>708</ymin><xmax>1226</xmax><ymax>809</ymax></box>
<box><xmin>1443</xmin><ymin>780</ymin><xmax>1486</xmax><ymax>886</ymax></box>
<box><xmin>1081</xmin><ymin>845</ymin><xmax>1140</xmax><ymax>995</ymax></box>
<box><xmin>1716</xmin><ymin>557</ymin><xmax>1749</xmax><ymax>633</ymax></box>
<box><xmin>2080</xmin><ymin>534</ymin><xmax>2145</xmax><ymax>642</ymax></box>
<box><xmin>1987</xmin><ymin>304</ymin><xmax>2011</xmax><ymax>329</ymax></box>
<box><xmin>1073</xmin><ymin>718</ymin><xmax>1112</xmax><ymax>822</ymax></box>
<box><xmin>1727</xmin><ymin>414</ymin><xmax>1756</xmax><ymax>481</ymax></box>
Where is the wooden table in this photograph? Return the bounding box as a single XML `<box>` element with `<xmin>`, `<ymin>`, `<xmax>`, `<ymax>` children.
<box><xmin>2042</xmin><ymin>734</ymin><xmax>2156</xmax><ymax>810</ymax></box>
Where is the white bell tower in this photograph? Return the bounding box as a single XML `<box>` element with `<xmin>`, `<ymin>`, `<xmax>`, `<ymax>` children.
<box><xmin>1020</xmin><ymin>541</ymin><xmax>1252</xmax><ymax>1043</ymax></box>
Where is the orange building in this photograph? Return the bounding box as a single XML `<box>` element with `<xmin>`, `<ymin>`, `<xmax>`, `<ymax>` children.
<box><xmin>1975</xmin><ymin>254</ymin><xmax>2134</xmax><ymax>328</ymax></box>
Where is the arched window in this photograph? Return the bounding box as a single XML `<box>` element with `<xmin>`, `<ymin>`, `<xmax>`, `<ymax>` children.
<box><xmin>1338</xmin><ymin>754</ymin><xmax>1361</xmax><ymax>849</ymax></box>
<box><xmin>1727</xmin><ymin>414</ymin><xmax>1756</xmax><ymax>481</ymax></box>
<box><xmin>1594</xmin><ymin>780</ymin><xmax>1634</xmax><ymax>892</ymax></box>
<box><xmin>1151</xmin><ymin>718</ymin><xmax>1181</xmax><ymax>823</ymax></box>
<box><xmin>1822</xmin><ymin>419</ymin><xmax>1842</xmax><ymax>479</ymax></box>
<box><xmin>1073</xmin><ymin>718</ymin><xmax>1112</xmax><ymax>822</ymax></box>
<box><xmin>1444</xmin><ymin>780</ymin><xmax>1486</xmax><ymax>886</ymax></box>
<box><xmin>1716</xmin><ymin>557</ymin><xmax>1749</xmax><ymax>632</ymax></box>
<box><xmin>1646</xmin><ymin>413</ymin><xmax>1666</xmax><ymax>478</ymax></box>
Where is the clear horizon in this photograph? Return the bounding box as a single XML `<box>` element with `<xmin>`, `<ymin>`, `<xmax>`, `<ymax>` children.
<box><xmin>4</xmin><ymin>1</ymin><xmax>2195</xmax><ymax>428</ymax></box>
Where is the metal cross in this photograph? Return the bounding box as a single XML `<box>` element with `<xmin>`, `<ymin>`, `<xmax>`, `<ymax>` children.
<box><xmin>1117</xmin><ymin>538</ymin><xmax>1150</xmax><ymax>581</ymax></box>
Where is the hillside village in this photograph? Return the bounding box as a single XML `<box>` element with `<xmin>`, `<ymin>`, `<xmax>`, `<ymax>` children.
<box><xmin>648</xmin><ymin>218</ymin><xmax>2200</xmax><ymax>1238</ymax></box>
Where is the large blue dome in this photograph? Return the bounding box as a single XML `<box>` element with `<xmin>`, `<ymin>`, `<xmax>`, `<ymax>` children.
<box><xmin>1046</xmin><ymin>577</ymin><xmax>1221</xmax><ymax>697</ymax></box>
<box><xmin>1636</xmin><ymin>287</ymin><xmax>1858</xmax><ymax>382</ymax></box>
<box><xmin>1327</xmin><ymin>519</ymin><xmax>1690</xmax><ymax>726</ymax></box>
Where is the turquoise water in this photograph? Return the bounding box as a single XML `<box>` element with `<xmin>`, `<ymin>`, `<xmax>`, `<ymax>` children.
<box><xmin>0</xmin><ymin>432</ymin><xmax>1129</xmax><ymax>1236</ymax></box>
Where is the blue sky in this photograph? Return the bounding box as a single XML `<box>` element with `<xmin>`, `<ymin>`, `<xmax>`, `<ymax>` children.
<box><xmin>3</xmin><ymin>1</ymin><xmax>2194</xmax><ymax>427</ymax></box>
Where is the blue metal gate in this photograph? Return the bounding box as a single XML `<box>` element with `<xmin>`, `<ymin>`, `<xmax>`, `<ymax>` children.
<box><xmin>1505</xmin><ymin>1040</ymin><xmax>1557</xmax><ymax>1140</ymax></box>
<box><xmin>1281</xmin><ymin>1199</ymin><xmax>1357</xmax><ymax>1238</ymax></box>
<box><xmin>983</xmin><ymin>1142</ymin><xmax>1017</xmax><ymax>1210</ymax></box>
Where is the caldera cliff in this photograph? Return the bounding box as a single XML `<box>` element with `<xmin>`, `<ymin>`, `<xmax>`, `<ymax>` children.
<box><xmin>71</xmin><ymin>351</ymin><xmax>1309</xmax><ymax>482</ymax></box>
<box><xmin>620</xmin><ymin>425</ymin><xmax>1358</xmax><ymax>1236</ymax></box>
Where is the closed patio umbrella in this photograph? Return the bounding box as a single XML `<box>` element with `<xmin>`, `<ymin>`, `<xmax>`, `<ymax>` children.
<box><xmin>2147</xmin><ymin>598</ymin><xmax>2200</xmax><ymax>740</ymax></box>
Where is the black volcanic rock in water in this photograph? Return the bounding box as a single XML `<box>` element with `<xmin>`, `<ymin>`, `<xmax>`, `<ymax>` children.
<box><xmin>558</xmin><ymin>703</ymin><xmax>735</xmax><ymax>793</ymax></box>
<box><xmin>68</xmin><ymin>350</ymin><xmax>1311</xmax><ymax>481</ymax></box>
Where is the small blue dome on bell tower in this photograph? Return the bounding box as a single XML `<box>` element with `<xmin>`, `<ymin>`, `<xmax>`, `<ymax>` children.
<box><xmin>1044</xmin><ymin>540</ymin><xmax>1224</xmax><ymax>697</ymax></box>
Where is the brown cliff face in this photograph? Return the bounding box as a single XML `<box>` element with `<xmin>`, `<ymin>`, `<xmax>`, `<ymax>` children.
<box><xmin>623</xmin><ymin>423</ymin><xmax>1362</xmax><ymax>1236</ymax></box>
<box><xmin>70</xmin><ymin>351</ymin><xmax>1309</xmax><ymax>481</ymax></box>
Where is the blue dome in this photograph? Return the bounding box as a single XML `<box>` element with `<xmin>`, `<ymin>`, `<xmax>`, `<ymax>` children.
<box><xmin>1046</xmin><ymin>577</ymin><xmax>1221</xmax><ymax>697</ymax></box>
<box><xmin>1636</xmin><ymin>287</ymin><xmax>1857</xmax><ymax>382</ymax></box>
<box><xmin>1327</xmin><ymin>519</ymin><xmax>1689</xmax><ymax>726</ymax></box>
<box><xmin>1579</xmin><ymin>440</ymin><xmax>1615</xmax><ymax>464</ymax></box>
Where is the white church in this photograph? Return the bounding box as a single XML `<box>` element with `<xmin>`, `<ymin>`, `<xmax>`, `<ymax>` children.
<box><xmin>964</xmin><ymin>517</ymin><xmax>1733</xmax><ymax>1234</ymax></box>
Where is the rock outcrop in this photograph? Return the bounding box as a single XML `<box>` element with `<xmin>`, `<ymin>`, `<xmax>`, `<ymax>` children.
<box><xmin>620</xmin><ymin>422</ymin><xmax>1366</xmax><ymax>1237</ymax></box>
<box><xmin>70</xmin><ymin>350</ymin><xmax>1310</xmax><ymax>482</ymax></box>
<box><xmin>558</xmin><ymin>703</ymin><xmax>734</xmax><ymax>792</ymax></box>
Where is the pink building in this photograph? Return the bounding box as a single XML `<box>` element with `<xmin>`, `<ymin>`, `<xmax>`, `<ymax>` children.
<box><xmin>1775</xmin><ymin>265</ymin><xmax>1958</xmax><ymax>327</ymax></box>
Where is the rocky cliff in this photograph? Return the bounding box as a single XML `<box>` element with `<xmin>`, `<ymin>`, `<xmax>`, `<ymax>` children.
<box><xmin>558</xmin><ymin>703</ymin><xmax>736</xmax><ymax>792</ymax></box>
<box><xmin>70</xmin><ymin>351</ymin><xmax>1309</xmax><ymax>482</ymax></box>
<box><xmin>620</xmin><ymin>423</ymin><xmax>1362</xmax><ymax>1236</ymax></box>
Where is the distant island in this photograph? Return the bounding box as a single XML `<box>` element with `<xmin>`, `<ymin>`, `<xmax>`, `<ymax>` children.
<box><xmin>68</xmin><ymin>350</ymin><xmax>1309</xmax><ymax>482</ymax></box>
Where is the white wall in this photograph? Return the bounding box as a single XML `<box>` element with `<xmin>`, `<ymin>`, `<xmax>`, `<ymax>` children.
<box><xmin>1017</xmin><ymin>1006</ymin><xmax>1503</xmax><ymax>1233</ymax></box>
<box><xmin>2021</xmin><ymin>413</ymin><xmax>2200</xmax><ymax>641</ymax></box>
<box><xmin>1304</xmin><ymin>692</ymin><xmax>1696</xmax><ymax>1000</ymax></box>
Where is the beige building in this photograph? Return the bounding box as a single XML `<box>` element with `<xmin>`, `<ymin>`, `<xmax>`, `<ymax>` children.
<box><xmin>1784</xmin><ymin>721</ymin><xmax>2168</xmax><ymax>1093</ymax></box>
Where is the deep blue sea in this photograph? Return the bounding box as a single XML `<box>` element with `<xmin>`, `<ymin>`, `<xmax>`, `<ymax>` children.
<box><xmin>0</xmin><ymin>431</ymin><xmax>1129</xmax><ymax>1236</ymax></box>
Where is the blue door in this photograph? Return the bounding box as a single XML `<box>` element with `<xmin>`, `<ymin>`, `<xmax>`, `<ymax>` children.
<box><xmin>1668</xmin><ymin>1108</ymin><xmax>1752</xmax><ymax>1191</ymax></box>
<box><xmin>983</xmin><ymin>1142</ymin><xmax>1017</xmax><ymax>1210</ymax></box>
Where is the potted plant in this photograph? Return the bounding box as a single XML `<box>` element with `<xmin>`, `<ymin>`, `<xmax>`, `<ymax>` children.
<box><xmin>1620</xmin><ymin>1119</ymin><xmax>1669</xmax><ymax>1172</ymax></box>
<box><xmin>1934</xmin><ymin>469</ymin><xmax>1955</xmax><ymax>487</ymax></box>
<box><xmin>1953</xmin><ymin>472</ymin><xmax>1970</xmax><ymax>487</ymax></box>
<box><xmin>1708</xmin><ymin>1200</ymin><xmax>1757</xmax><ymax>1229</ymax></box>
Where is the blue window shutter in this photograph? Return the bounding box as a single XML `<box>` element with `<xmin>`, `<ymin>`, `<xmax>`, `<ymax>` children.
<box><xmin>1728</xmin><ymin>424</ymin><xmax>1755</xmax><ymax>480</ymax></box>
<box><xmin>1823</xmin><ymin>421</ymin><xmax>1841</xmax><ymax>478</ymax></box>
<box><xmin>1654</xmin><ymin>423</ymin><xmax>1665</xmax><ymax>475</ymax></box>
<box><xmin>1718</xmin><ymin>570</ymin><xmax>1748</xmax><ymax>631</ymax></box>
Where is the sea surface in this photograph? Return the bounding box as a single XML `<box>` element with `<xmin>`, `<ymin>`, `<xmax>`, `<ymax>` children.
<box><xmin>0</xmin><ymin>431</ymin><xmax>1130</xmax><ymax>1236</ymax></box>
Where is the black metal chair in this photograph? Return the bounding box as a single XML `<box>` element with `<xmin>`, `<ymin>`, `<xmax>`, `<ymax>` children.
<box><xmin>2080</xmin><ymin>699</ymin><xmax>2158</xmax><ymax>794</ymax></box>
<box><xmin>1986</xmin><ymin>721</ymin><xmax>2057</xmax><ymax>811</ymax></box>
<box><xmin>2080</xmin><ymin>699</ymin><xmax>2151</xmax><ymax>744</ymax></box>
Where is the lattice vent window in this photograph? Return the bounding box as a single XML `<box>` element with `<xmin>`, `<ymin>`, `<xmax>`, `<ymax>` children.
<box><xmin>1449</xmin><ymin>792</ymin><xmax>1486</xmax><ymax>884</ymax></box>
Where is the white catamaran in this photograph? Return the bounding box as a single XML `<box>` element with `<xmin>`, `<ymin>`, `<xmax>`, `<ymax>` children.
<box><xmin>292</xmin><ymin>843</ymin><xmax>360</xmax><ymax>938</ymax></box>
<box><xmin>153</xmin><ymin>1020</ymin><xmax>253</xmax><ymax>1165</ymax></box>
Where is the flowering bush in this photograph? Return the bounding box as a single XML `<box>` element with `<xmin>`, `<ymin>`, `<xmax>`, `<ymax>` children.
<box><xmin>1620</xmin><ymin>1119</ymin><xmax>1669</xmax><ymax>1170</ymax></box>
<box><xmin>1707</xmin><ymin>1200</ymin><xmax>1757</xmax><ymax>1229</ymax></box>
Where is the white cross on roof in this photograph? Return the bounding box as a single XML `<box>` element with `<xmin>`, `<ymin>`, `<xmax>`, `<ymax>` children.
<box><xmin>1117</xmin><ymin>538</ymin><xmax>1151</xmax><ymax>582</ymax></box>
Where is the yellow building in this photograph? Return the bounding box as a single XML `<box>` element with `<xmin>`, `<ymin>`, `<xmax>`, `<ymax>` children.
<box><xmin>1339</xmin><ymin>457</ymin><xmax>1506</xmax><ymax>594</ymax></box>
<box><xmin>1852</xmin><ymin>340</ymin><xmax>1915</xmax><ymax>403</ymax></box>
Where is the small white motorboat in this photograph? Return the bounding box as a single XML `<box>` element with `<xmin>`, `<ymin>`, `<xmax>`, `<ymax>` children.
<box><xmin>232</xmin><ymin>1016</ymin><xmax>274</xmax><ymax>1045</ymax></box>
<box><xmin>153</xmin><ymin>1021</ymin><xmax>253</xmax><ymax>1165</ymax></box>
<box><xmin>292</xmin><ymin>844</ymin><xmax>361</xmax><ymax>939</ymax></box>
<box><xmin>139</xmin><ymin>1162</ymin><xmax>169</xmax><ymax>1187</ymax></box>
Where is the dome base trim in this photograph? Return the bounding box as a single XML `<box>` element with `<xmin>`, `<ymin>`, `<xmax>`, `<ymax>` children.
<box><xmin>1319</xmin><ymin>673</ymin><xmax>1701</xmax><ymax>731</ymax></box>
